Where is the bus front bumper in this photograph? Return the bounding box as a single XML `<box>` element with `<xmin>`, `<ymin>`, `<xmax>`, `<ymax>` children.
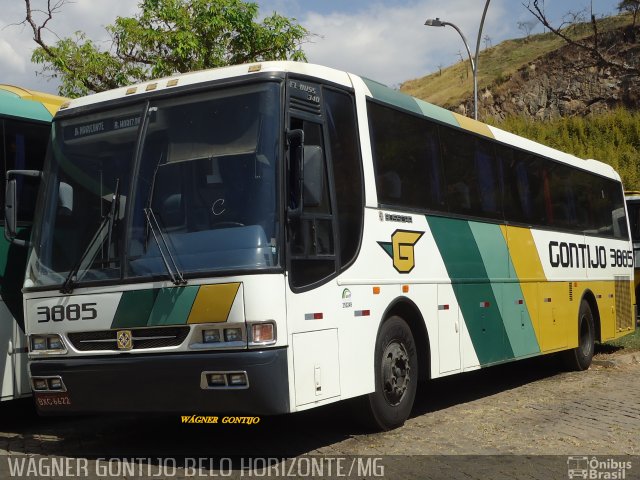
<box><xmin>29</xmin><ymin>348</ymin><xmax>289</xmax><ymax>415</ymax></box>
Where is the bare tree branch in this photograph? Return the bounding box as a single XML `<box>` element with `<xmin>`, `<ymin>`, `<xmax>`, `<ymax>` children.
<box><xmin>23</xmin><ymin>0</ymin><xmax>65</xmax><ymax>58</ymax></box>
<box><xmin>524</xmin><ymin>0</ymin><xmax>640</xmax><ymax>75</ymax></box>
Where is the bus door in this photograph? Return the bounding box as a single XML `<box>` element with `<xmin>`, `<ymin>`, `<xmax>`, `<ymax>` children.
<box><xmin>285</xmin><ymin>80</ymin><xmax>341</xmax><ymax>408</ymax></box>
<box><xmin>284</xmin><ymin>79</ymin><xmax>366</xmax><ymax>407</ymax></box>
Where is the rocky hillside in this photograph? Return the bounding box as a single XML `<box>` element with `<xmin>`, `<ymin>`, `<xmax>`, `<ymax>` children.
<box><xmin>401</xmin><ymin>15</ymin><xmax>640</xmax><ymax>122</ymax></box>
<box><xmin>477</xmin><ymin>25</ymin><xmax>640</xmax><ymax>121</ymax></box>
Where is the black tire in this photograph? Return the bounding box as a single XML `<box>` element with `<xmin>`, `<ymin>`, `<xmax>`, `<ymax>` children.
<box><xmin>563</xmin><ymin>299</ymin><xmax>595</xmax><ymax>371</ymax></box>
<box><xmin>357</xmin><ymin>316</ymin><xmax>418</xmax><ymax>431</ymax></box>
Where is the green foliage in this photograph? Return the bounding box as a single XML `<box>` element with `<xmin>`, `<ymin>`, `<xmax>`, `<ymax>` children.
<box><xmin>490</xmin><ymin>109</ymin><xmax>640</xmax><ymax>190</ymax></box>
<box><xmin>605</xmin><ymin>326</ymin><xmax>640</xmax><ymax>351</ymax></box>
<box><xmin>32</xmin><ymin>0</ymin><xmax>309</xmax><ymax>98</ymax></box>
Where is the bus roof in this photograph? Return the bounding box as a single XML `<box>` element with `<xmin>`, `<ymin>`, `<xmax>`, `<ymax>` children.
<box><xmin>0</xmin><ymin>84</ymin><xmax>67</xmax><ymax>122</ymax></box>
<box><xmin>57</xmin><ymin>61</ymin><xmax>620</xmax><ymax>182</ymax></box>
<box><xmin>626</xmin><ymin>191</ymin><xmax>640</xmax><ymax>201</ymax></box>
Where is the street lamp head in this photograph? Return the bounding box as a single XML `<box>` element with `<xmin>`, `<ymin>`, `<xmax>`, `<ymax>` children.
<box><xmin>424</xmin><ymin>18</ymin><xmax>445</xmax><ymax>27</ymax></box>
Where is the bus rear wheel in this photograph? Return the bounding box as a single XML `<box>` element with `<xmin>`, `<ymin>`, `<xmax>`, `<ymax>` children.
<box><xmin>358</xmin><ymin>315</ymin><xmax>418</xmax><ymax>431</ymax></box>
<box><xmin>563</xmin><ymin>299</ymin><xmax>595</xmax><ymax>371</ymax></box>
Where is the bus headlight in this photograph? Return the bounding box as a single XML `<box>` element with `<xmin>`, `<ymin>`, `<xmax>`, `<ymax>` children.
<box><xmin>31</xmin><ymin>336</ymin><xmax>48</xmax><ymax>351</ymax></box>
<box><xmin>30</xmin><ymin>335</ymin><xmax>67</xmax><ymax>354</ymax></box>
<box><xmin>224</xmin><ymin>327</ymin><xmax>243</xmax><ymax>342</ymax></box>
<box><xmin>32</xmin><ymin>378</ymin><xmax>48</xmax><ymax>391</ymax></box>
<box><xmin>202</xmin><ymin>329</ymin><xmax>221</xmax><ymax>343</ymax></box>
<box><xmin>47</xmin><ymin>336</ymin><xmax>64</xmax><ymax>350</ymax></box>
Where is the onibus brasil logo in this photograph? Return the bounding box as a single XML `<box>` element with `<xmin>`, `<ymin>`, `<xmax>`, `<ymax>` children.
<box><xmin>378</xmin><ymin>230</ymin><xmax>424</xmax><ymax>273</ymax></box>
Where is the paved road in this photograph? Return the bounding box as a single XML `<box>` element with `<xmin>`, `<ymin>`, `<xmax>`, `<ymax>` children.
<box><xmin>1</xmin><ymin>350</ymin><xmax>639</xmax><ymax>478</ymax></box>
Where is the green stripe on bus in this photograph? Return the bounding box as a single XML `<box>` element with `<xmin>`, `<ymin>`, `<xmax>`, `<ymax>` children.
<box><xmin>0</xmin><ymin>90</ymin><xmax>53</xmax><ymax>121</ymax></box>
<box><xmin>361</xmin><ymin>78</ymin><xmax>459</xmax><ymax>127</ymax></box>
<box><xmin>147</xmin><ymin>286</ymin><xmax>199</xmax><ymax>326</ymax></box>
<box><xmin>111</xmin><ymin>289</ymin><xmax>160</xmax><ymax>328</ymax></box>
<box><xmin>427</xmin><ymin>216</ymin><xmax>514</xmax><ymax>364</ymax></box>
<box><xmin>414</xmin><ymin>98</ymin><xmax>459</xmax><ymax>127</ymax></box>
<box><xmin>362</xmin><ymin>78</ymin><xmax>423</xmax><ymax>115</ymax></box>
<box><xmin>468</xmin><ymin>222</ymin><xmax>540</xmax><ymax>357</ymax></box>
<box><xmin>112</xmin><ymin>286</ymin><xmax>200</xmax><ymax>328</ymax></box>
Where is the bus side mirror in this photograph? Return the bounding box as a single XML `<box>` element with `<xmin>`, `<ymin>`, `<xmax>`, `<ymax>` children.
<box><xmin>4</xmin><ymin>169</ymin><xmax>41</xmax><ymax>247</ymax></box>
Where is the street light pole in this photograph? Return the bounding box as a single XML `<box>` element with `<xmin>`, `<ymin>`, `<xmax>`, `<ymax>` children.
<box><xmin>425</xmin><ymin>18</ymin><xmax>475</xmax><ymax>77</ymax></box>
<box><xmin>473</xmin><ymin>0</ymin><xmax>492</xmax><ymax>121</ymax></box>
<box><xmin>425</xmin><ymin>0</ymin><xmax>491</xmax><ymax>120</ymax></box>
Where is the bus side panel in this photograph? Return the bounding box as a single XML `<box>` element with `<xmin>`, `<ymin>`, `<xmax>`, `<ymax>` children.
<box><xmin>428</xmin><ymin>217</ymin><xmax>546</xmax><ymax>366</ymax></box>
<box><xmin>0</xmin><ymin>300</ymin><xmax>14</xmax><ymax>400</ymax></box>
<box><xmin>0</xmin><ymin>228</ymin><xmax>30</xmax><ymax>401</ymax></box>
<box><xmin>470</xmin><ymin>222</ymin><xmax>539</xmax><ymax>358</ymax></box>
<box><xmin>591</xmin><ymin>280</ymin><xmax>616</xmax><ymax>341</ymax></box>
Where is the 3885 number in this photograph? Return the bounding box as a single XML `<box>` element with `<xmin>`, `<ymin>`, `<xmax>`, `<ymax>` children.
<box><xmin>36</xmin><ymin>303</ymin><xmax>98</xmax><ymax>323</ymax></box>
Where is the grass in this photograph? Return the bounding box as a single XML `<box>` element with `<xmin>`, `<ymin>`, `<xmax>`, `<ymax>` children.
<box><xmin>400</xmin><ymin>13</ymin><xmax>634</xmax><ymax>108</ymax></box>
<box><xmin>602</xmin><ymin>326</ymin><xmax>640</xmax><ymax>352</ymax></box>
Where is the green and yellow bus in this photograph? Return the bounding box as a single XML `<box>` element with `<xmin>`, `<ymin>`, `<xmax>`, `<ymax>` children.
<box><xmin>6</xmin><ymin>63</ymin><xmax>635</xmax><ymax>429</ymax></box>
<box><xmin>0</xmin><ymin>84</ymin><xmax>66</xmax><ymax>401</ymax></box>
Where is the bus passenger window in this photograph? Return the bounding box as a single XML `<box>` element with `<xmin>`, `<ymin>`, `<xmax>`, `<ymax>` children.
<box><xmin>368</xmin><ymin>101</ymin><xmax>443</xmax><ymax>212</ymax></box>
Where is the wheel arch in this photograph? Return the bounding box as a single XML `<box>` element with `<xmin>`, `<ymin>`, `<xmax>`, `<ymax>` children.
<box><xmin>581</xmin><ymin>289</ymin><xmax>601</xmax><ymax>342</ymax></box>
<box><xmin>380</xmin><ymin>297</ymin><xmax>431</xmax><ymax>381</ymax></box>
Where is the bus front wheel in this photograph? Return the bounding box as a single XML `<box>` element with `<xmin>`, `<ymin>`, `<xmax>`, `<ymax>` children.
<box><xmin>563</xmin><ymin>299</ymin><xmax>595</xmax><ymax>371</ymax></box>
<box><xmin>358</xmin><ymin>315</ymin><xmax>418</xmax><ymax>431</ymax></box>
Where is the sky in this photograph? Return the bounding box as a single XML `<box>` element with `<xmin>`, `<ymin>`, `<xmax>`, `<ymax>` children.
<box><xmin>0</xmin><ymin>0</ymin><xmax>624</xmax><ymax>95</ymax></box>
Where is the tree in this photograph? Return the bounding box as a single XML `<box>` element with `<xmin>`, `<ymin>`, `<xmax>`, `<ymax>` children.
<box><xmin>517</xmin><ymin>19</ymin><xmax>538</xmax><ymax>39</ymax></box>
<box><xmin>22</xmin><ymin>0</ymin><xmax>309</xmax><ymax>97</ymax></box>
<box><xmin>618</xmin><ymin>0</ymin><xmax>640</xmax><ymax>27</ymax></box>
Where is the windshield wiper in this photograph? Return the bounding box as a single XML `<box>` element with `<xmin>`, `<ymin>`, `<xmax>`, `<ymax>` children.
<box><xmin>60</xmin><ymin>179</ymin><xmax>121</xmax><ymax>294</ymax></box>
<box><xmin>143</xmin><ymin>207</ymin><xmax>186</xmax><ymax>286</ymax></box>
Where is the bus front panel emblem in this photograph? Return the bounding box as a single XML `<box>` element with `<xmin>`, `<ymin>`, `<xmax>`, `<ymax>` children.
<box><xmin>116</xmin><ymin>330</ymin><xmax>133</xmax><ymax>350</ymax></box>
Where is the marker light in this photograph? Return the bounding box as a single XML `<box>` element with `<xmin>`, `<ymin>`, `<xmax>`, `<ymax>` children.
<box><xmin>202</xmin><ymin>329</ymin><xmax>221</xmax><ymax>343</ymax></box>
<box><xmin>251</xmin><ymin>323</ymin><xmax>274</xmax><ymax>343</ymax></box>
<box><xmin>224</xmin><ymin>328</ymin><xmax>243</xmax><ymax>342</ymax></box>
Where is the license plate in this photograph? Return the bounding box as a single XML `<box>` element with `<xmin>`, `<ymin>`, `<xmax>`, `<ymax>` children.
<box><xmin>34</xmin><ymin>392</ymin><xmax>72</xmax><ymax>408</ymax></box>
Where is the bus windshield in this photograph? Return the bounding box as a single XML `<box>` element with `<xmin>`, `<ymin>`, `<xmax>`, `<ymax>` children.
<box><xmin>27</xmin><ymin>82</ymin><xmax>281</xmax><ymax>288</ymax></box>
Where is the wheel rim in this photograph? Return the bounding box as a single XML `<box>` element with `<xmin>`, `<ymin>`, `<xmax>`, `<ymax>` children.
<box><xmin>381</xmin><ymin>340</ymin><xmax>411</xmax><ymax>406</ymax></box>
<box><xmin>579</xmin><ymin>313</ymin><xmax>593</xmax><ymax>357</ymax></box>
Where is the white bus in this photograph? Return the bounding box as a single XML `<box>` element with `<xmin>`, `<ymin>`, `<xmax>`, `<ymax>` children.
<box><xmin>626</xmin><ymin>191</ymin><xmax>640</xmax><ymax>321</ymax></box>
<box><xmin>6</xmin><ymin>62</ymin><xmax>635</xmax><ymax>429</ymax></box>
<box><xmin>0</xmin><ymin>85</ymin><xmax>66</xmax><ymax>401</ymax></box>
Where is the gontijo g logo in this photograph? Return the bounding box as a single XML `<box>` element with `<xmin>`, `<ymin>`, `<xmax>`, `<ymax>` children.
<box><xmin>378</xmin><ymin>230</ymin><xmax>424</xmax><ymax>273</ymax></box>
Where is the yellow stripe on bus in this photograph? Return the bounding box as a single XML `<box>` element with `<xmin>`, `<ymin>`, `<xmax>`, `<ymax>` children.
<box><xmin>452</xmin><ymin>112</ymin><xmax>494</xmax><ymax>138</ymax></box>
<box><xmin>187</xmin><ymin>283</ymin><xmax>241</xmax><ymax>324</ymax></box>
<box><xmin>501</xmin><ymin>226</ymin><xmax>544</xmax><ymax>346</ymax></box>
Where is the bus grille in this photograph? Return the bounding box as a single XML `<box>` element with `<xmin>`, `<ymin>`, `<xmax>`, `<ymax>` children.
<box><xmin>68</xmin><ymin>326</ymin><xmax>190</xmax><ymax>352</ymax></box>
<box><xmin>615</xmin><ymin>277</ymin><xmax>633</xmax><ymax>332</ymax></box>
